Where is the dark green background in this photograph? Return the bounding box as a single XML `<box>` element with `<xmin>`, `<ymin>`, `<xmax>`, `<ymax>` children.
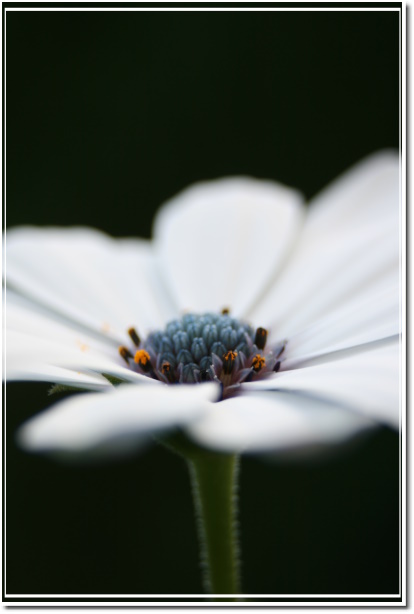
<box><xmin>5</xmin><ymin>8</ymin><xmax>400</xmax><ymax>598</ymax></box>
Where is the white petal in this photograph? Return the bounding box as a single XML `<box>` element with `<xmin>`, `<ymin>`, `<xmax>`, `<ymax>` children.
<box><xmin>7</xmin><ymin>289</ymin><xmax>117</xmax><ymax>355</ymax></box>
<box><xmin>186</xmin><ymin>391</ymin><xmax>374</xmax><ymax>454</ymax></box>
<box><xmin>303</xmin><ymin>151</ymin><xmax>400</xmax><ymax>234</ymax></box>
<box><xmin>6</xmin><ymin>330</ymin><xmax>155</xmax><ymax>385</ymax></box>
<box><xmin>6</xmin><ymin>293</ymin><xmax>144</xmax><ymax>386</ymax></box>
<box><xmin>18</xmin><ymin>383</ymin><xmax>220</xmax><ymax>452</ymax></box>
<box><xmin>7</xmin><ymin>364</ymin><xmax>111</xmax><ymax>390</ymax></box>
<box><xmin>154</xmin><ymin>177</ymin><xmax>304</xmax><ymax>316</ymax></box>
<box><xmin>244</xmin><ymin>341</ymin><xmax>400</xmax><ymax>428</ymax></box>
<box><xmin>281</xmin><ymin>335</ymin><xmax>399</xmax><ymax>372</ymax></box>
<box><xmin>251</xmin><ymin>152</ymin><xmax>400</xmax><ymax>341</ymax></box>
<box><xmin>5</xmin><ymin>226</ymin><xmax>177</xmax><ymax>342</ymax></box>
<box><xmin>282</xmin><ymin>273</ymin><xmax>400</xmax><ymax>363</ymax></box>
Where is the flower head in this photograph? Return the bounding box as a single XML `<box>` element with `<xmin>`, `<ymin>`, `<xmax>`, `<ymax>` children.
<box><xmin>119</xmin><ymin>311</ymin><xmax>280</xmax><ymax>392</ymax></box>
<box><xmin>6</xmin><ymin>152</ymin><xmax>401</xmax><ymax>456</ymax></box>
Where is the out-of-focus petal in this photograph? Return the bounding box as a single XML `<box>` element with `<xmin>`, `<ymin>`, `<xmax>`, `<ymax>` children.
<box><xmin>251</xmin><ymin>152</ymin><xmax>400</xmax><ymax>343</ymax></box>
<box><xmin>5</xmin><ymin>226</ymin><xmax>177</xmax><ymax>343</ymax></box>
<box><xmin>154</xmin><ymin>177</ymin><xmax>304</xmax><ymax>317</ymax></box>
<box><xmin>7</xmin><ymin>363</ymin><xmax>111</xmax><ymax>390</ymax></box>
<box><xmin>244</xmin><ymin>341</ymin><xmax>400</xmax><ymax>428</ymax></box>
<box><xmin>18</xmin><ymin>382</ymin><xmax>220</xmax><ymax>453</ymax></box>
<box><xmin>186</xmin><ymin>391</ymin><xmax>375</xmax><ymax>454</ymax></box>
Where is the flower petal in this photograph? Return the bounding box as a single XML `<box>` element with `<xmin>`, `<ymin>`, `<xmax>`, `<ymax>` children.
<box><xmin>251</xmin><ymin>152</ymin><xmax>400</xmax><ymax>344</ymax></box>
<box><xmin>18</xmin><ymin>383</ymin><xmax>220</xmax><ymax>453</ymax></box>
<box><xmin>154</xmin><ymin>177</ymin><xmax>304</xmax><ymax>316</ymax></box>
<box><xmin>7</xmin><ymin>289</ymin><xmax>117</xmax><ymax>354</ymax></box>
<box><xmin>7</xmin><ymin>363</ymin><xmax>111</xmax><ymax>390</ymax></box>
<box><xmin>244</xmin><ymin>341</ymin><xmax>400</xmax><ymax>428</ymax></box>
<box><xmin>282</xmin><ymin>273</ymin><xmax>399</xmax><ymax>364</ymax></box>
<box><xmin>6</xmin><ymin>329</ymin><xmax>155</xmax><ymax>386</ymax></box>
<box><xmin>186</xmin><ymin>391</ymin><xmax>375</xmax><ymax>454</ymax></box>
<box><xmin>6</xmin><ymin>292</ymin><xmax>148</xmax><ymax>386</ymax></box>
<box><xmin>280</xmin><ymin>335</ymin><xmax>399</xmax><ymax>374</ymax></box>
<box><xmin>5</xmin><ymin>226</ymin><xmax>177</xmax><ymax>342</ymax></box>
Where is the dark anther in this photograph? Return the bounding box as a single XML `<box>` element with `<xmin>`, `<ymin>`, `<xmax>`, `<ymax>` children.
<box><xmin>200</xmin><ymin>369</ymin><xmax>211</xmax><ymax>382</ymax></box>
<box><xmin>161</xmin><ymin>361</ymin><xmax>176</xmax><ymax>383</ymax></box>
<box><xmin>119</xmin><ymin>346</ymin><xmax>133</xmax><ymax>364</ymax></box>
<box><xmin>274</xmin><ymin>361</ymin><xmax>281</xmax><ymax>372</ymax></box>
<box><xmin>252</xmin><ymin>354</ymin><xmax>266</xmax><ymax>372</ymax></box>
<box><xmin>128</xmin><ymin>327</ymin><xmax>140</xmax><ymax>347</ymax></box>
<box><xmin>276</xmin><ymin>343</ymin><xmax>286</xmax><ymax>359</ymax></box>
<box><xmin>134</xmin><ymin>349</ymin><xmax>153</xmax><ymax>373</ymax></box>
<box><xmin>254</xmin><ymin>327</ymin><xmax>268</xmax><ymax>350</ymax></box>
<box><xmin>221</xmin><ymin>307</ymin><xmax>230</xmax><ymax>315</ymax></box>
<box><xmin>222</xmin><ymin>350</ymin><xmax>237</xmax><ymax>375</ymax></box>
<box><xmin>218</xmin><ymin>382</ymin><xmax>224</xmax><ymax>401</ymax></box>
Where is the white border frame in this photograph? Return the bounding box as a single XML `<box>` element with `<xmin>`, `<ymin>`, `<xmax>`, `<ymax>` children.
<box><xmin>2</xmin><ymin>3</ymin><xmax>406</xmax><ymax>607</ymax></box>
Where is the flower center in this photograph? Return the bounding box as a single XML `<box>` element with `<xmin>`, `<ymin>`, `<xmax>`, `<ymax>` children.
<box><xmin>119</xmin><ymin>311</ymin><xmax>284</xmax><ymax>395</ymax></box>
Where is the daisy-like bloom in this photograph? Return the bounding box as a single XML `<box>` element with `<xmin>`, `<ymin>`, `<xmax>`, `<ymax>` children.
<box><xmin>5</xmin><ymin>151</ymin><xmax>401</xmax><ymax>456</ymax></box>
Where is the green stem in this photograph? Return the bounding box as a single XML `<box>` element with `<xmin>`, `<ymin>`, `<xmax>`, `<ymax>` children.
<box><xmin>187</xmin><ymin>453</ymin><xmax>241</xmax><ymax>598</ymax></box>
<box><xmin>158</xmin><ymin>434</ymin><xmax>242</xmax><ymax>599</ymax></box>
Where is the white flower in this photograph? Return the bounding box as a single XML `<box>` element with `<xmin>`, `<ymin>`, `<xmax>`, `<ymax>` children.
<box><xmin>5</xmin><ymin>151</ymin><xmax>401</xmax><ymax>456</ymax></box>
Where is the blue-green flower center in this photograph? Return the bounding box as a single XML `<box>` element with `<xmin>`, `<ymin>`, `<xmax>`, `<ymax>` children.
<box><xmin>119</xmin><ymin>311</ymin><xmax>284</xmax><ymax>393</ymax></box>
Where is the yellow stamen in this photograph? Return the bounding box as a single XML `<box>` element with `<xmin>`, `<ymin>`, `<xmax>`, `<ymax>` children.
<box><xmin>254</xmin><ymin>327</ymin><xmax>268</xmax><ymax>350</ymax></box>
<box><xmin>252</xmin><ymin>354</ymin><xmax>266</xmax><ymax>372</ymax></box>
<box><xmin>119</xmin><ymin>346</ymin><xmax>132</xmax><ymax>363</ymax></box>
<box><xmin>222</xmin><ymin>350</ymin><xmax>238</xmax><ymax>375</ymax></box>
<box><xmin>221</xmin><ymin>307</ymin><xmax>230</xmax><ymax>315</ymax></box>
<box><xmin>134</xmin><ymin>349</ymin><xmax>150</xmax><ymax>364</ymax></box>
<box><xmin>161</xmin><ymin>361</ymin><xmax>175</xmax><ymax>383</ymax></box>
<box><xmin>128</xmin><ymin>327</ymin><xmax>140</xmax><ymax>347</ymax></box>
<box><xmin>134</xmin><ymin>349</ymin><xmax>152</xmax><ymax>372</ymax></box>
<box><xmin>161</xmin><ymin>361</ymin><xmax>171</xmax><ymax>374</ymax></box>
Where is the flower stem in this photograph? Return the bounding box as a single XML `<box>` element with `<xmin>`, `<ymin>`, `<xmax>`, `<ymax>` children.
<box><xmin>187</xmin><ymin>452</ymin><xmax>241</xmax><ymax>598</ymax></box>
<box><xmin>158</xmin><ymin>433</ymin><xmax>242</xmax><ymax>599</ymax></box>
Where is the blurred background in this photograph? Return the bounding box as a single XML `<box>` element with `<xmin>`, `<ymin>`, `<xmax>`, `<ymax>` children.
<box><xmin>5</xmin><ymin>8</ymin><xmax>400</xmax><ymax>598</ymax></box>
